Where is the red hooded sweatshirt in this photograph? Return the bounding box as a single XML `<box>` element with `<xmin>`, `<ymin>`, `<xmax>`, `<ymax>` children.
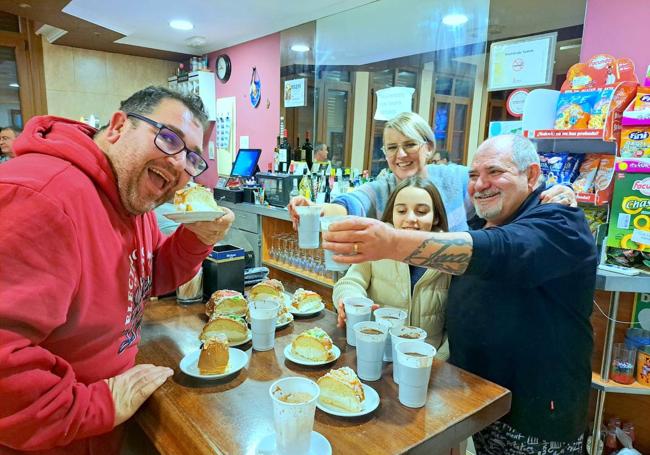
<box><xmin>0</xmin><ymin>116</ymin><xmax>213</xmax><ymax>454</ymax></box>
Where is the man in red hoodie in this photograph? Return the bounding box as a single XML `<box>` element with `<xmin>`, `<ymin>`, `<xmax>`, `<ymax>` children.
<box><xmin>0</xmin><ymin>86</ymin><xmax>234</xmax><ymax>454</ymax></box>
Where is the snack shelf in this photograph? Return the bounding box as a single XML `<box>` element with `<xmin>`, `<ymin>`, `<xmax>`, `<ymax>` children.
<box><xmin>591</xmin><ymin>372</ymin><xmax>650</xmax><ymax>396</ymax></box>
<box><xmin>530</xmin><ymin>135</ymin><xmax>617</xmax><ymax>154</ymax></box>
<box><xmin>263</xmin><ymin>259</ymin><xmax>335</xmax><ymax>288</ymax></box>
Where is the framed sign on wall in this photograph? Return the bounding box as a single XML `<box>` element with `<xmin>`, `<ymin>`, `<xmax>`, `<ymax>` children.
<box><xmin>488</xmin><ymin>32</ymin><xmax>557</xmax><ymax>92</ymax></box>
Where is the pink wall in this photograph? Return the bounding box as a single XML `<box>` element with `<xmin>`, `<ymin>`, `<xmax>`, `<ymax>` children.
<box><xmin>196</xmin><ymin>33</ymin><xmax>281</xmax><ymax>188</ymax></box>
<box><xmin>581</xmin><ymin>0</ymin><xmax>650</xmax><ymax>82</ymax></box>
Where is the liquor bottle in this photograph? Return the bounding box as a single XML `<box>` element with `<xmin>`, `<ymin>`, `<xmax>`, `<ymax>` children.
<box><xmin>299</xmin><ymin>168</ymin><xmax>312</xmax><ymax>201</ymax></box>
<box><xmin>290</xmin><ymin>178</ymin><xmax>300</xmax><ymax>199</ymax></box>
<box><xmin>280</xmin><ymin>129</ymin><xmax>292</xmax><ymax>173</ymax></box>
<box><xmin>303</xmin><ymin>131</ymin><xmax>313</xmax><ymax>169</ymax></box>
<box><xmin>273</xmin><ymin>135</ymin><xmax>280</xmax><ymax>173</ymax></box>
<box><xmin>324</xmin><ymin>173</ymin><xmax>332</xmax><ymax>203</ymax></box>
<box><xmin>277</xmin><ymin>116</ymin><xmax>285</xmax><ymax>172</ymax></box>
<box><xmin>294</xmin><ymin>136</ymin><xmax>302</xmax><ymax>162</ymax></box>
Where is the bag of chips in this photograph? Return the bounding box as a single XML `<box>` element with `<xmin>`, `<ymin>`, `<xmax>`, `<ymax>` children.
<box><xmin>539</xmin><ymin>152</ymin><xmax>568</xmax><ymax>187</ymax></box>
<box><xmin>593</xmin><ymin>155</ymin><xmax>615</xmax><ymax>192</ymax></box>
<box><xmin>572</xmin><ymin>155</ymin><xmax>601</xmax><ymax>193</ymax></box>
<box><xmin>554</xmin><ymin>91</ymin><xmax>600</xmax><ymax>130</ymax></box>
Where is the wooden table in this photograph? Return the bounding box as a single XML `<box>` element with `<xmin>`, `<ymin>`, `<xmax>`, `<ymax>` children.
<box><xmin>135</xmin><ymin>299</ymin><xmax>511</xmax><ymax>455</ymax></box>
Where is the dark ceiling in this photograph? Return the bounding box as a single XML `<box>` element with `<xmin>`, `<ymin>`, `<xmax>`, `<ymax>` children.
<box><xmin>0</xmin><ymin>0</ymin><xmax>187</xmax><ymax>62</ymax></box>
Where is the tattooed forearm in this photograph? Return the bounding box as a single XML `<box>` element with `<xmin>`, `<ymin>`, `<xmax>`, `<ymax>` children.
<box><xmin>403</xmin><ymin>234</ymin><xmax>472</xmax><ymax>275</ymax></box>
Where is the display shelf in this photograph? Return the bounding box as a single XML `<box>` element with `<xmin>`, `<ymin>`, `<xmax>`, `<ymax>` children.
<box><xmin>596</xmin><ymin>268</ymin><xmax>650</xmax><ymax>293</ymax></box>
<box><xmin>263</xmin><ymin>259</ymin><xmax>335</xmax><ymax>288</ymax></box>
<box><xmin>530</xmin><ymin>136</ymin><xmax>617</xmax><ymax>154</ymax></box>
<box><xmin>591</xmin><ymin>372</ymin><xmax>650</xmax><ymax>396</ymax></box>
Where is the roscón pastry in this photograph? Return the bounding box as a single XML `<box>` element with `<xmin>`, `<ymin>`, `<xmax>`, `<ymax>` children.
<box><xmin>276</xmin><ymin>302</ymin><xmax>294</xmax><ymax>325</ymax></box>
<box><xmin>174</xmin><ymin>184</ymin><xmax>223</xmax><ymax>212</ymax></box>
<box><xmin>317</xmin><ymin>367</ymin><xmax>365</xmax><ymax>412</ymax></box>
<box><xmin>291</xmin><ymin>327</ymin><xmax>334</xmax><ymax>362</ymax></box>
<box><xmin>198</xmin><ymin>333</ymin><xmax>229</xmax><ymax>375</ymax></box>
<box><xmin>205</xmin><ymin>290</ymin><xmax>247</xmax><ymax>317</ymax></box>
<box><xmin>249</xmin><ymin>279</ymin><xmax>284</xmax><ymax>302</ymax></box>
<box><xmin>200</xmin><ymin>315</ymin><xmax>250</xmax><ymax>344</ymax></box>
<box><xmin>291</xmin><ymin>288</ymin><xmax>322</xmax><ymax>313</ymax></box>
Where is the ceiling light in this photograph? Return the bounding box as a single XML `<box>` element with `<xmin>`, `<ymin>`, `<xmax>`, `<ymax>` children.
<box><xmin>185</xmin><ymin>36</ymin><xmax>207</xmax><ymax>47</ymax></box>
<box><xmin>169</xmin><ymin>20</ymin><xmax>193</xmax><ymax>31</ymax></box>
<box><xmin>559</xmin><ymin>44</ymin><xmax>581</xmax><ymax>51</ymax></box>
<box><xmin>442</xmin><ymin>14</ymin><xmax>468</xmax><ymax>26</ymax></box>
<box><xmin>9</xmin><ymin>83</ymin><xmax>19</xmax><ymax>88</ymax></box>
<box><xmin>18</xmin><ymin>3</ymin><xmax>31</xmax><ymax>7</ymax></box>
<box><xmin>291</xmin><ymin>44</ymin><xmax>310</xmax><ymax>53</ymax></box>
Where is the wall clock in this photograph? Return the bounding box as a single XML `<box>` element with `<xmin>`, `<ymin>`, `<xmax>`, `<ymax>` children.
<box><xmin>216</xmin><ymin>54</ymin><xmax>231</xmax><ymax>82</ymax></box>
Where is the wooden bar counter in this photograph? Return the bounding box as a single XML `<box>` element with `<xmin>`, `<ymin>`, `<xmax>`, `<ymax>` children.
<box><xmin>135</xmin><ymin>299</ymin><xmax>511</xmax><ymax>455</ymax></box>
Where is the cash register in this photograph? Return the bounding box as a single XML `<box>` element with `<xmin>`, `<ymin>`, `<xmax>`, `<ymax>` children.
<box><xmin>215</xmin><ymin>148</ymin><xmax>261</xmax><ymax>203</ymax></box>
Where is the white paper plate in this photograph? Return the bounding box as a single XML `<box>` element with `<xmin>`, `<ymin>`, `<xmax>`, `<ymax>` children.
<box><xmin>284</xmin><ymin>343</ymin><xmax>340</xmax><ymax>366</ymax></box>
<box><xmin>163</xmin><ymin>210</ymin><xmax>226</xmax><ymax>223</ymax></box>
<box><xmin>179</xmin><ymin>348</ymin><xmax>248</xmax><ymax>379</ymax></box>
<box><xmin>316</xmin><ymin>383</ymin><xmax>380</xmax><ymax>417</ymax></box>
<box><xmin>255</xmin><ymin>431</ymin><xmax>331</xmax><ymax>455</ymax></box>
<box><xmin>290</xmin><ymin>301</ymin><xmax>325</xmax><ymax>317</ymax></box>
<box><xmin>275</xmin><ymin>312</ymin><xmax>294</xmax><ymax>329</ymax></box>
<box><xmin>228</xmin><ymin>330</ymin><xmax>252</xmax><ymax>347</ymax></box>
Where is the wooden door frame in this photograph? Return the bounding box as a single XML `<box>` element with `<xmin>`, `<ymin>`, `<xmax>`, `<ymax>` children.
<box><xmin>0</xmin><ymin>18</ymin><xmax>47</xmax><ymax>124</ymax></box>
<box><xmin>316</xmin><ymin>78</ymin><xmax>354</xmax><ymax>167</ymax></box>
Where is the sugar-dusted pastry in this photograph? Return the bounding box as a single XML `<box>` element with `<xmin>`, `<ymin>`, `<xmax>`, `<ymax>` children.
<box><xmin>317</xmin><ymin>367</ymin><xmax>365</xmax><ymax>412</ymax></box>
<box><xmin>291</xmin><ymin>327</ymin><xmax>334</xmax><ymax>362</ymax></box>
<box><xmin>249</xmin><ymin>279</ymin><xmax>285</xmax><ymax>302</ymax></box>
<box><xmin>291</xmin><ymin>288</ymin><xmax>322</xmax><ymax>312</ymax></box>
<box><xmin>174</xmin><ymin>183</ymin><xmax>223</xmax><ymax>212</ymax></box>
<box><xmin>276</xmin><ymin>301</ymin><xmax>294</xmax><ymax>325</ymax></box>
<box><xmin>200</xmin><ymin>315</ymin><xmax>249</xmax><ymax>344</ymax></box>
<box><xmin>198</xmin><ymin>333</ymin><xmax>229</xmax><ymax>375</ymax></box>
<box><xmin>205</xmin><ymin>289</ymin><xmax>245</xmax><ymax>317</ymax></box>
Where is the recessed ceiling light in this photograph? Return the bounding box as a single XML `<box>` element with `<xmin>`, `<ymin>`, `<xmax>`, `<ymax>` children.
<box><xmin>18</xmin><ymin>3</ymin><xmax>31</xmax><ymax>7</ymax></box>
<box><xmin>169</xmin><ymin>20</ymin><xmax>193</xmax><ymax>31</ymax></box>
<box><xmin>9</xmin><ymin>83</ymin><xmax>19</xmax><ymax>88</ymax></box>
<box><xmin>442</xmin><ymin>14</ymin><xmax>468</xmax><ymax>26</ymax></box>
<box><xmin>291</xmin><ymin>44</ymin><xmax>310</xmax><ymax>53</ymax></box>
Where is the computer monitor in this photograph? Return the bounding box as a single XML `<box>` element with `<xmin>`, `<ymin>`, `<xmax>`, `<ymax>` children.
<box><xmin>230</xmin><ymin>148</ymin><xmax>262</xmax><ymax>177</ymax></box>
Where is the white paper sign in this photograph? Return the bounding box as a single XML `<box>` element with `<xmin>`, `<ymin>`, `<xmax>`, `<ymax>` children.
<box><xmin>374</xmin><ymin>87</ymin><xmax>415</xmax><ymax>121</ymax></box>
<box><xmin>488</xmin><ymin>32</ymin><xmax>557</xmax><ymax>91</ymax></box>
<box><xmin>284</xmin><ymin>78</ymin><xmax>306</xmax><ymax>108</ymax></box>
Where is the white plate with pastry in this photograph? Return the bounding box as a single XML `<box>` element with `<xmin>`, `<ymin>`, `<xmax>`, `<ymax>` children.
<box><xmin>317</xmin><ymin>383</ymin><xmax>379</xmax><ymax>417</ymax></box>
<box><xmin>285</xmin><ymin>327</ymin><xmax>340</xmax><ymax>366</ymax></box>
<box><xmin>284</xmin><ymin>343</ymin><xmax>340</xmax><ymax>366</ymax></box>
<box><xmin>275</xmin><ymin>311</ymin><xmax>294</xmax><ymax>329</ymax></box>
<box><xmin>180</xmin><ymin>347</ymin><xmax>248</xmax><ymax>380</ymax></box>
<box><xmin>164</xmin><ymin>210</ymin><xmax>226</xmax><ymax>223</ymax></box>
<box><xmin>290</xmin><ymin>301</ymin><xmax>324</xmax><ymax>317</ymax></box>
<box><xmin>200</xmin><ymin>315</ymin><xmax>252</xmax><ymax>347</ymax></box>
<box><xmin>289</xmin><ymin>288</ymin><xmax>324</xmax><ymax>316</ymax></box>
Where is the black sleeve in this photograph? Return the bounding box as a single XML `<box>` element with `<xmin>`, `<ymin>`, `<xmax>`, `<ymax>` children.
<box><xmin>465</xmin><ymin>206</ymin><xmax>597</xmax><ymax>287</ymax></box>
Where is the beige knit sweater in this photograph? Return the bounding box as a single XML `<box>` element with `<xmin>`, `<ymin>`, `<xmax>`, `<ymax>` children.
<box><xmin>332</xmin><ymin>259</ymin><xmax>450</xmax><ymax>360</ymax></box>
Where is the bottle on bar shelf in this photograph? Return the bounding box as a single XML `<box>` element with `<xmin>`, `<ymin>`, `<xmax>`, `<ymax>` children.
<box><xmin>280</xmin><ymin>129</ymin><xmax>292</xmax><ymax>173</ymax></box>
<box><xmin>290</xmin><ymin>178</ymin><xmax>300</xmax><ymax>199</ymax></box>
<box><xmin>303</xmin><ymin>132</ymin><xmax>313</xmax><ymax>169</ymax></box>
<box><xmin>273</xmin><ymin>135</ymin><xmax>280</xmax><ymax>173</ymax></box>
<box><xmin>294</xmin><ymin>136</ymin><xmax>302</xmax><ymax>163</ymax></box>
<box><xmin>299</xmin><ymin>168</ymin><xmax>312</xmax><ymax>201</ymax></box>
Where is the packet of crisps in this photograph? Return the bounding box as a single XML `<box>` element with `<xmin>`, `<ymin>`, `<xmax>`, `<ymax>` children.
<box><xmin>554</xmin><ymin>91</ymin><xmax>600</xmax><ymax>130</ymax></box>
<box><xmin>633</xmin><ymin>87</ymin><xmax>650</xmax><ymax>111</ymax></box>
<box><xmin>620</xmin><ymin>126</ymin><xmax>650</xmax><ymax>158</ymax></box>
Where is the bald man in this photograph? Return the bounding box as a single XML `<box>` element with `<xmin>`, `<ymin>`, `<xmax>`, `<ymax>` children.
<box><xmin>322</xmin><ymin>135</ymin><xmax>597</xmax><ymax>454</ymax></box>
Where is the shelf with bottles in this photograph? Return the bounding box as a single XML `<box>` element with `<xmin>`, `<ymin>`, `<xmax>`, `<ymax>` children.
<box><xmin>168</xmin><ymin>70</ymin><xmax>216</xmax><ymax>121</ymax></box>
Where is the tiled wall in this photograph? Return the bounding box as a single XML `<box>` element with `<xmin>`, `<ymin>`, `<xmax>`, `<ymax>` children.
<box><xmin>42</xmin><ymin>40</ymin><xmax>179</xmax><ymax>125</ymax></box>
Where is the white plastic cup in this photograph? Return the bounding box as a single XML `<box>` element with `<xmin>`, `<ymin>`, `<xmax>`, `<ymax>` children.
<box><xmin>248</xmin><ymin>300</ymin><xmax>279</xmax><ymax>351</ymax></box>
<box><xmin>395</xmin><ymin>341</ymin><xmax>436</xmax><ymax>408</ymax></box>
<box><xmin>320</xmin><ymin>216</ymin><xmax>351</xmax><ymax>272</ymax></box>
<box><xmin>390</xmin><ymin>326</ymin><xmax>427</xmax><ymax>384</ymax></box>
<box><xmin>269</xmin><ymin>377</ymin><xmax>320</xmax><ymax>455</ymax></box>
<box><xmin>295</xmin><ymin>205</ymin><xmax>322</xmax><ymax>249</ymax></box>
<box><xmin>353</xmin><ymin>321</ymin><xmax>389</xmax><ymax>381</ymax></box>
<box><xmin>343</xmin><ymin>296</ymin><xmax>374</xmax><ymax>347</ymax></box>
<box><xmin>373</xmin><ymin>307</ymin><xmax>408</xmax><ymax>362</ymax></box>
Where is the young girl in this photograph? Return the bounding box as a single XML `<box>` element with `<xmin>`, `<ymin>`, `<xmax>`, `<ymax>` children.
<box><xmin>333</xmin><ymin>176</ymin><xmax>450</xmax><ymax>359</ymax></box>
